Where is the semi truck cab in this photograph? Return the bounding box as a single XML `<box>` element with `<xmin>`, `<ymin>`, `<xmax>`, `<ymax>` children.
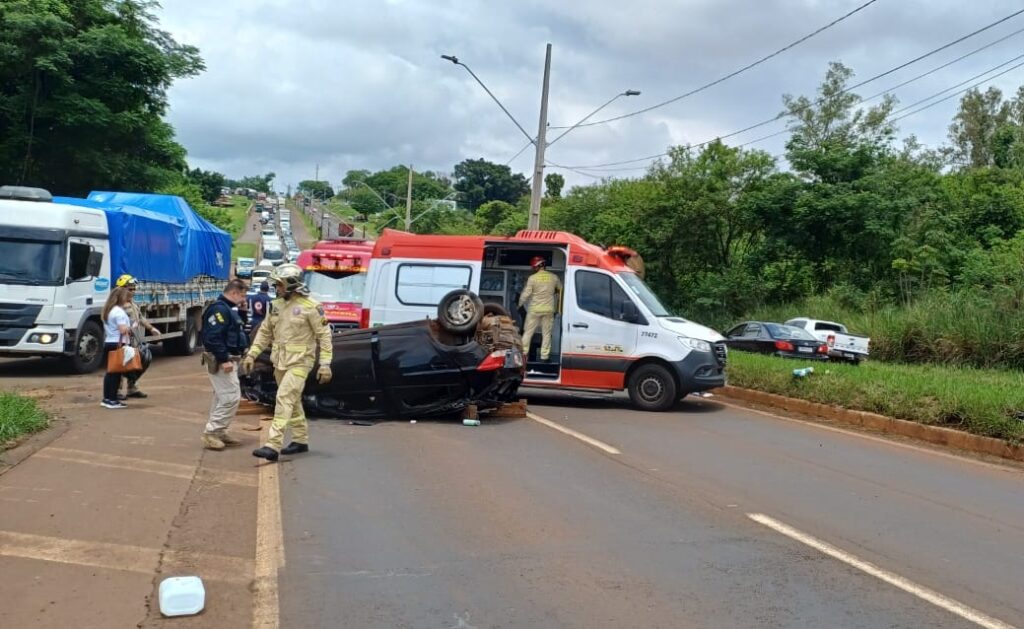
<box><xmin>0</xmin><ymin>187</ymin><xmax>110</xmax><ymax>372</ymax></box>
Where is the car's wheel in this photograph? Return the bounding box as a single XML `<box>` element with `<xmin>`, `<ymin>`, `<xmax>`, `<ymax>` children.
<box><xmin>627</xmin><ymin>363</ymin><xmax>678</xmax><ymax>412</ymax></box>
<box><xmin>70</xmin><ymin>320</ymin><xmax>104</xmax><ymax>374</ymax></box>
<box><xmin>437</xmin><ymin>290</ymin><xmax>484</xmax><ymax>334</ymax></box>
<box><xmin>483</xmin><ymin>303</ymin><xmax>510</xmax><ymax>318</ymax></box>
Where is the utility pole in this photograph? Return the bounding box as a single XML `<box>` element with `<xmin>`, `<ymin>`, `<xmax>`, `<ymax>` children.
<box><xmin>528</xmin><ymin>43</ymin><xmax>552</xmax><ymax>231</ymax></box>
<box><xmin>404</xmin><ymin>164</ymin><xmax>414</xmax><ymax>231</ymax></box>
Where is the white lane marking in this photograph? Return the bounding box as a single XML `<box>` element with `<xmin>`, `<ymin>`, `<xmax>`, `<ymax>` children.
<box><xmin>252</xmin><ymin>441</ymin><xmax>284</xmax><ymax>628</ymax></box>
<box><xmin>748</xmin><ymin>513</ymin><xmax>1016</xmax><ymax>629</ymax></box>
<box><xmin>527</xmin><ymin>412</ymin><xmax>621</xmax><ymax>455</ymax></box>
<box><xmin>715</xmin><ymin>400</ymin><xmax>1023</xmax><ymax>474</ymax></box>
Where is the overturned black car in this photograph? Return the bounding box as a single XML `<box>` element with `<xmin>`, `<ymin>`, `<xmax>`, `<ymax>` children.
<box><xmin>241</xmin><ymin>291</ymin><xmax>525</xmax><ymax>419</ymax></box>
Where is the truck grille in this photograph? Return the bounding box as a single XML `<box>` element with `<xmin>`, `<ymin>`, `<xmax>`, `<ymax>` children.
<box><xmin>0</xmin><ymin>303</ymin><xmax>42</xmax><ymax>346</ymax></box>
<box><xmin>713</xmin><ymin>342</ymin><xmax>728</xmax><ymax>366</ymax></box>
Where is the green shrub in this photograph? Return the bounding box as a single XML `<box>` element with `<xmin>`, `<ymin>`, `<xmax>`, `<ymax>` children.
<box><xmin>0</xmin><ymin>393</ymin><xmax>48</xmax><ymax>446</ymax></box>
<box><xmin>726</xmin><ymin>352</ymin><xmax>1024</xmax><ymax>441</ymax></box>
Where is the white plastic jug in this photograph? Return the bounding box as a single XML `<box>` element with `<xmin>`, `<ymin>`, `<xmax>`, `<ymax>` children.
<box><xmin>159</xmin><ymin>576</ymin><xmax>206</xmax><ymax>617</ymax></box>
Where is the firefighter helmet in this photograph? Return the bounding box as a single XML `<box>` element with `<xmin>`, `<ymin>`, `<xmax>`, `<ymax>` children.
<box><xmin>269</xmin><ymin>263</ymin><xmax>307</xmax><ymax>295</ymax></box>
<box><xmin>115</xmin><ymin>274</ymin><xmax>138</xmax><ymax>288</ymax></box>
<box><xmin>530</xmin><ymin>256</ymin><xmax>546</xmax><ymax>269</ymax></box>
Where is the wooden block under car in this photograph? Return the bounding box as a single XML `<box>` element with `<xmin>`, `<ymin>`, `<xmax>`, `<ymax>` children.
<box><xmin>236</xmin><ymin>401</ymin><xmax>267</xmax><ymax>415</ymax></box>
<box><xmin>486</xmin><ymin>399</ymin><xmax>528</xmax><ymax>419</ymax></box>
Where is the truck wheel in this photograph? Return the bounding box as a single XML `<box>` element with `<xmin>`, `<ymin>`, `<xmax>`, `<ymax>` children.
<box><xmin>437</xmin><ymin>290</ymin><xmax>484</xmax><ymax>334</ymax></box>
<box><xmin>70</xmin><ymin>320</ymin><xmax>104</xmax><ymax>374</ymax></box>
<box><xmin>627</xmin><ymin>364</ymin><xmax>678</xmax><ymax>412</ymax></box>
<box><xmin>165</xmin><ymin>314</ymin><xmax>199</xmax><ymax>356</ymax></box>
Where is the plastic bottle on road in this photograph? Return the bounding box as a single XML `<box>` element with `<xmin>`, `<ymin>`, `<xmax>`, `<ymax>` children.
<box><xmin>792</xmin><ymin>367</ymin><xmax>815</xmax><ymax>378</ymax></box>
<box><xmin>463</xmin><ymin>419</ymin><xmax>481</xmax><ymax>426</ymax></box>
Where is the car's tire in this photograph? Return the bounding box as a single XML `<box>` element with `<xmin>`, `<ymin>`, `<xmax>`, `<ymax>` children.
<box><xmin>69</xmin><ymin>320</ymin><xmax>105</xmax><ymax>374</ymax></box>
<box><xmin>165</xmin><ymin>312</ymin><xmax>200</xmax><ymax>356</ymax></box>
<box><xmin>482</xmin><ymin>303</ymin><xmax>510</xmax><ymax>318</ymax></box>
<box><xmin>627</xmin><ymin>363</ymin><xmax>678</xmax><ymax>412</ymax></box>
<box><xmin>437</xmin><ymin>290</ymin><xmax>484</xmax><ymax>334</ymax></box>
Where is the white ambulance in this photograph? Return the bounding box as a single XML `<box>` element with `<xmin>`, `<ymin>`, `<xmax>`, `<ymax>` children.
<box><xmin>361</xmin><ymin>229</ymin><xmax>727</xmax><ymax>410</ymax></box>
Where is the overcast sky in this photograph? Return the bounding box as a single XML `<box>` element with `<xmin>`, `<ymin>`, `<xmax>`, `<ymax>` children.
<box><xmin>158</xmin><ymin>0</ymin><xmax>1024</xmax><ymax>194</ymax></box>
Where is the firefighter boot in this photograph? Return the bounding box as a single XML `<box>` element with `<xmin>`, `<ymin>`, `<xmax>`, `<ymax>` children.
<box><xmin>202</xmin><ymin>433</ymin><xmax>225</xmax><ymax>451</ymax></box>
<box><xmin>252</xmin><ymin>446</ymin><xmax>279</xmax><ymax>462</ymax></box>
<box><xmin>280</xmin><ymin>442</ymin><xmax>309</xmax><ymax>455</ymax></box>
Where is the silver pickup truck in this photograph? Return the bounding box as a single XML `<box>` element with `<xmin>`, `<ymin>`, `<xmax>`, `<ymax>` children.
<box><xmin>784</xmin><ymin>318</ymin><xmax>870</xmax><ymax>364</ymax></box>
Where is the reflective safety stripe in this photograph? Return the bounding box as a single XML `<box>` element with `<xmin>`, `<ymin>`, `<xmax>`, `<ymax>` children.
<box><xmin>285</xmin><ymin>344</ymin><xmax>306</xmax><ymax>351</ymax></box>
<box><xmin>289</xmin><ymin>368</ymin><xmax>309</xmax><ymax>377</ymax></box>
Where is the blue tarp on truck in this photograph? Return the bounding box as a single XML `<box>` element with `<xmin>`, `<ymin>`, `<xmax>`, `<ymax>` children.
<box><xmin>53</xmin><ymin>193</ymin><xmax>231</xmax><ymax>283</ymax></box>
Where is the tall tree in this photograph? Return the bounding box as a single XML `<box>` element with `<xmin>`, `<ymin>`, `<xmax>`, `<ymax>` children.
<box><xmin>453</xmin><ymin>158</ymin><xmax>530</xmax><ymax>210</ymax></box>
<box><xmin>186</xmin><ymin>167</ymin><xmax>225</xmax><ymax>202</ymax></box>
<box><xmin>0</xmin><ymin>0</ymin><xmax>204</xmax><ymax>195</ymax></box>
<box><xmin>949</xmin><ymin>87</ymin><xmax>1011</xmax><ymax>168</ymax></box>
<box><xmin>237</xmin><ymin>172</ymin><xmax>275</xmax><ymax>193</ymax></box>
<box><xmin>298</xmin><ymin>179</ymin><xmax>334</xmax><ymax>199</ymax></box>
<box><xmin>544</xmin><ymin>172</ymin><xmax>565</xmax><ymax>199</ymax></box>
<box><xmin>783</xmin><ymin>61</ymin><xmax>896</xmax><ymax>184</ymax></box>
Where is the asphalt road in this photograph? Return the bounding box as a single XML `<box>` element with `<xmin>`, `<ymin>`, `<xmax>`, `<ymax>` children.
<box><xmin>276</xmin><ymin>391</ymin><xmax>1024</xmax><ymax>628</ymax></box>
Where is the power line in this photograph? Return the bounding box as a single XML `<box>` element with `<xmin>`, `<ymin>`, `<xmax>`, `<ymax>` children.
<box><xmin>548</xmin><ymin>0</ymin><xmax>884</xmax><ymax>130</ymax></box>
<box><xmin>889</xmin><ymin>57</ymin><xmax>1024</xmax><ymax>123</ymax></box>
<box><xmin>561</xmin><ymin>10</ymin><xmax>1024</xmax><ymax>169</ymax></box>
<box><xmin>567</xmin><ymin>56</ymin><xmax>1024</xmax><ymax>174</ymax></box>
<box><xmin>506</xmin><ymin>139</ymin><xmax>535</xmax><ymax>165</ymax></box>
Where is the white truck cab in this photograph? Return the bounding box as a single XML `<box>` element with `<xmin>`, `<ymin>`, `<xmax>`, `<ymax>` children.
<box><xmin>362</xmin><ymin>230</ymin><xmax>727</xmax><ymax>410</ymax></box>
<box><xmin>0</xmin><ymin>187</ymin><xmax>109</xmax><ymax>372</ymax></box>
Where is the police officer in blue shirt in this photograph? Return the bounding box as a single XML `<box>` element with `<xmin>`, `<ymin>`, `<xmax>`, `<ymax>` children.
<box><xmin>200</xmin><ymin>279</ymin><xmax>250</xmax><ymax>451</ymax></box>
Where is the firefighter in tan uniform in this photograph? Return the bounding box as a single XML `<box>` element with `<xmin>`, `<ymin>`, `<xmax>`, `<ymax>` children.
<box><xmin>519</xmin><ymin>256</ymin><xmax>562</xmax><ymax>361</ymax></box>
<box><xmin>241</xmin><ymin>264</ymin><xmax>333</xmax><ymax>462</ymax></box>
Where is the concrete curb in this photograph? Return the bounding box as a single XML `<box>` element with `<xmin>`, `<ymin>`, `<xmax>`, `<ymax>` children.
<box><xmin>0</xmin><ymin>418</ymin><xmax>70</xmax><ymax>477</ymax></box>
<box><xmin>717</xmin><ymin>385</ymin><xmax>1024</xmax><ymax>463</ymax></box>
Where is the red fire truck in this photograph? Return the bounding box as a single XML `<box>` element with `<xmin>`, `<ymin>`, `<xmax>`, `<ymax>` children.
<box><xmin>296</xmin><ymin>238</ymin><xmax>375</xmax><ymax>330</ymax></box>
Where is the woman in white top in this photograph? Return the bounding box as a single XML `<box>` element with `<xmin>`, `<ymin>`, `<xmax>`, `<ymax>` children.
<box><xmin>101</xmin><ymin>287</ymin><xmax>132</xmax><ymax>409</ymax></box>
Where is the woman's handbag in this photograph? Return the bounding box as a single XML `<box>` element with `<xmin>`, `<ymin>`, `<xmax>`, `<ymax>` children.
<box><xmin>107</xmin><ymin>337</ymin><xmax>143</xmax><ymax>373</ymax></box>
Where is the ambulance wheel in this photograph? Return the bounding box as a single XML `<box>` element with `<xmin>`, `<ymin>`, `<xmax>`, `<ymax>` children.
<box><xmin>437</xmin><ymin>290</ymin><xmax>484</xmax><ymax>334</ymax></box>
<box><xmin>628</xmin><ymin>363</ymin><xmax>677</xmax><ymax>412</ymax></box>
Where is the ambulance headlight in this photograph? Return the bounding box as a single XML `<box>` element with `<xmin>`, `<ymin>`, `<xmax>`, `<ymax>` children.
<box><xmin>677</xmin><ymin>336</ymin><xmax>711</xmax><ymax>353</ymax></box>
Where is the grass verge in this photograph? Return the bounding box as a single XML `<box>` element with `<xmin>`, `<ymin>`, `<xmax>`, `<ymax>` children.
<box><xmin>0</xmin><ymin>393</ymin><xmax>49</xmax><ymax>447</ymax></box>
<box><xmin>226</xmin><ymin>196</ymin><xmax>251</xmax><ymax>238</ymax></box>
<box><xmin>725</xmin><ymin>351</ymin><xmax>1024</xmax><ymax>442</ymax></box>
<box><xmin>232</xmin><ymin>242</ymin><xmax>257</xmax><ymax>260</ymax></box>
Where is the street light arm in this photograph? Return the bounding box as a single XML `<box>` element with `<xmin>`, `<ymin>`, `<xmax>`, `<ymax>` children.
<box><xmin>441</xmin><ymin>54</ymin><xmax>535</xmax><ymax>146</ymax></box>
<box><xmin>349</xmin><ymin>180</ymin><xmax>393</xmax><ymax>210</ymax></box>
<box><xmin>546</xmin><ymin>90</ymin><xmax>640</xmax><ymax>147</ymax></box>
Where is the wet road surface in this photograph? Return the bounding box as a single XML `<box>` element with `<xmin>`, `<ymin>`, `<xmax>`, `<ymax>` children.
<box><xmin>277</xmin><ymin>390</ymin><xmax>1023</xmax><ymax>628</ymax></box>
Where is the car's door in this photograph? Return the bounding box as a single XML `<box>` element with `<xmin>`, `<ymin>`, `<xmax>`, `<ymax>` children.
<box><xmin>741</xmin><ymin>323</ymin><xmax>766</xmax><ymax>353</ymax></box>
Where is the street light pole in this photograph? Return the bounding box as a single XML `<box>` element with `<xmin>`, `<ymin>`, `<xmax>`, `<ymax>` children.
<box><xmin>405</xmin><ymin>164</ymin><xmax>413</xmax><ymax>231</ymax></box>
<box><xmin>441</xmin><ymin>47</ymin><xmax>639</xmax><ymax>231</ymax></box>
<box><xmin>528</xmin><ymin>43</ymin><xmax>552</xmax><ymax>231</ymax></box>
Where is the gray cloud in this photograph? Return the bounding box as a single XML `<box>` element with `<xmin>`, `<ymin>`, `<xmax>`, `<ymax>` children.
<box><xmin>159</xmin><ymin>0</ymin><xmax>1024</xmax><ymax>192</ymax></box>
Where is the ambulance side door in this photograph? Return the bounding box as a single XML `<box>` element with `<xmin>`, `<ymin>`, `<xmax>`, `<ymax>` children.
<box><xmin>562</xmin><ymin>269</ymin><xmax>640</xmax><ymax>369</ymax></box>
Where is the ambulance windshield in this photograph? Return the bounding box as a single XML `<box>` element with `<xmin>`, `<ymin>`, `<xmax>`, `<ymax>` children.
<box><xmin>619</xmin><ymin>273</ymin><xmax>670</xmax><ymax>317</ymax></box>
